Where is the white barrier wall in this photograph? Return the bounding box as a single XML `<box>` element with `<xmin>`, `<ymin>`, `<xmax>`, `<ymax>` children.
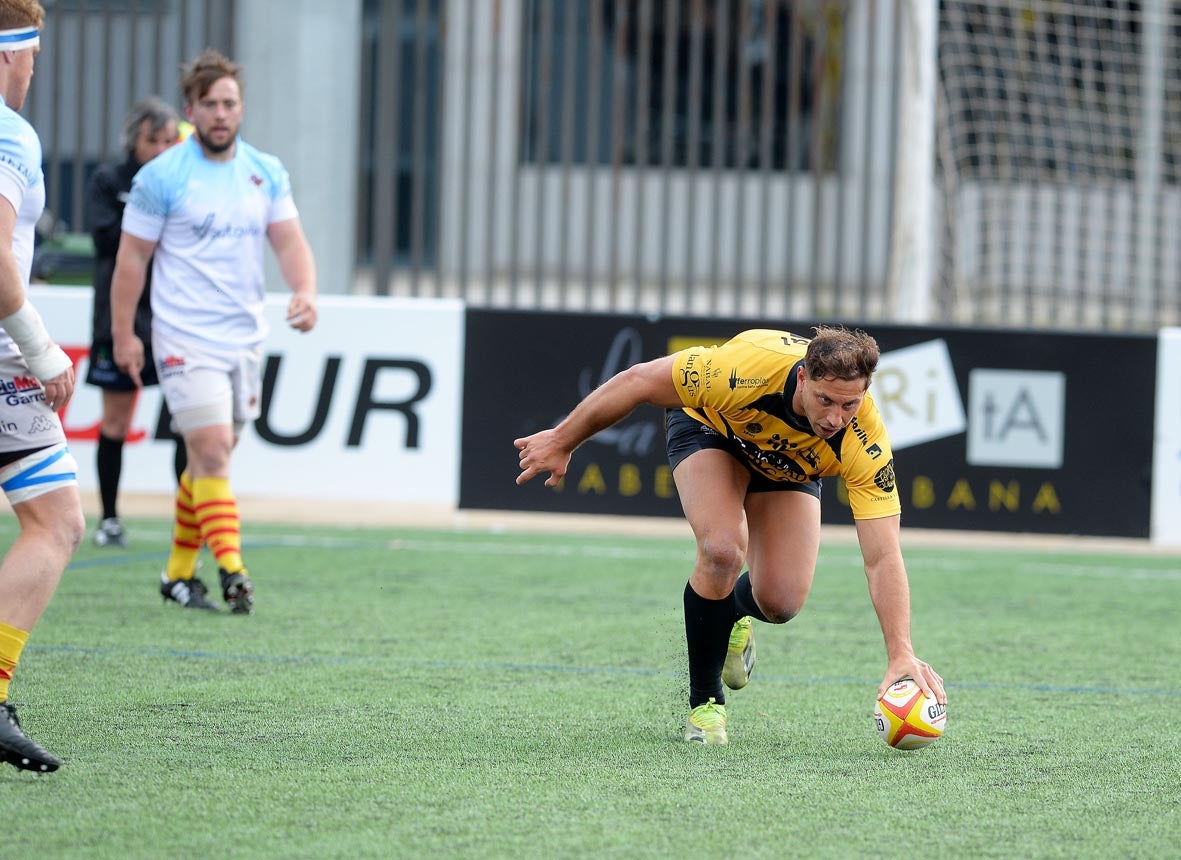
<box><xmin>1152</xmin><ymin>327</ymin><xmax>1181</xmax><ymax>545</ymax></box>
<box><xmin>31</xmin><ymin>287</ymin><xmax>465</xmax><ymax>505</ymax></box>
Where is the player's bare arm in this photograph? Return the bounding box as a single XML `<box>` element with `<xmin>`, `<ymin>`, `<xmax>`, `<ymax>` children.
<box><xmin>856</xmin><ymin>514</ymin><xmax>946</xmax><ymax>705</ymax></box>
<box><xmin>515</xmin><ymin>354</ymin><xmax>682</xmax><ymax>488</ymax></box>
<box><xmin>109</xmin><ymin>231</ymin><xmax>158</xmax><ymax>386</ymax></box>
<box><xmin>267</xmin><ymin>217</ymin><xmax>318</xmax><ymax>332</ymax></box>
<box><xmin>0</xmin><ymin>201</ymin><xmax>74</xmax><ymax>410</ymax></box>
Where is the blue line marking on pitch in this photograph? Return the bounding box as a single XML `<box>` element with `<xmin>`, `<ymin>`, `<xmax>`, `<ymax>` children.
<box><xmin>26</xmin><ymin>644</ymin><xmax>1181</xmax><ymax>698</ymax></box>
<box><xmin>31</xmin><ymin>643</ymin><xmax>384</xmax><ymax>665</ymax></box>
<box><xmin>67</xmin><ymin>551</ymin><xmax>170</xmax><ymax>569</ymax></box>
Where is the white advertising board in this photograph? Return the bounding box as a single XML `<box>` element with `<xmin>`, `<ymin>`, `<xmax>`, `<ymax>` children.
<box><xmin>966</xmin><ymin>369</ymin><xmax>1066</xmax><ymax>469</ymax></box>
<box><xmin>1152</xmin><ymin>327</ymin><xmax>1181</xmax><ymax>545</ymax></box>
<box><xmin>872</xmin><ymin>339</ymin><xmax>966</xmax><ymax>450</ymax></box>
<box><xmin>31</xmin><ymin>287</ymin><xmax>465</xmax><ymax>505</ymax></box>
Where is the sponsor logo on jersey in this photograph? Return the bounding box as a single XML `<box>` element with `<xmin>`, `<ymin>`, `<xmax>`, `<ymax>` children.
<box><xmin>27</xmin><ymin>415</ymin><xmax>55</xmax><ymax>434</ymax></box>
<box><xmin>1</xmin><ymin>375</ymin><xmax>45</xmax><ymax>405</ymax></box>
<box><xmin>680</xmin><ymin>351</ymin><xmax>701</xmax><ymax>396</ymax></box>
<box><xmin>866</xmin><ymin>442</ymin><xmax>883</xmax><ymax>459</ymax></box>
<box><xmin>0</xmin><ymin>153</ymin><xmax>36</xmax><ymax>184</ymax></box>
<box><xmin>160</xmin><ymin>355</ymin><xmax>187</xmax><ymax>379</ymax></box>
<box><xmin>729</xmin><ymin>432</ymin><xmax>808</xmax><ymax>482</ymax></box>
<box><xmin>0</xmin><ymin>375</ymin><xmax>42</xmax><ymax>395</ymax></box>
<box><xmin>2</xmin><ymin>389</ymin><xmax>45</xmax><ymax>407</ymax></box>
<box><xmin>729</xmin><ymin>368</ymin><xmax>769</xmax><ymax>390</ymax></box>
<box><xmin>850</xmin><ymin>416</ymin><xmax>869</xmax><ymax>447</ymax></box>
<box><xmin>250</xmin><ymin>174</ymin><xmax>264</xmax><ymax>187</ymax></box>
<box><xmin>192</xmin><ymin>212</ymin><xmax>265</xmax><ymax>241</ymax></box>
<box><xmin>703</xmin><ymin>359</ymin><xmax>723</xmax><ymax>392</ymax></box>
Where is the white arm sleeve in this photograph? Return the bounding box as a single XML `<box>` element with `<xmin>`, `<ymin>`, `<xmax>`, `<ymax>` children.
<box><xmin>1</xmin><ymin>299</ymin><xmax>72</xmax><ymax>380</ymax></box>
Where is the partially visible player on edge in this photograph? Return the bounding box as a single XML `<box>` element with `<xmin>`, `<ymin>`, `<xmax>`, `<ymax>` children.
<box><xmin>85</xmin><ymin>96</ymin><xmax>187</xmax><ymax>549</ymax></box>
<box><xmin>514</xmin><ymin>326</ymin><xmax>946</xmax><ymax>745</ymax></box>
<box><xmin>111</xmin><ymin>48</ymin><xmax>317</xmax><ymax>614</ymax></box>
<box><xmin>0</xmin><ymin>0</ymin><xmax>86</xmax><ymax>773</ymax></box>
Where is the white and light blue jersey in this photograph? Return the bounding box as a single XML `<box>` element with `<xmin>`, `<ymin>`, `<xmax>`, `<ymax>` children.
<box><xmin>122</xmin><ymin>134</ymin><xmax>299</xmax><ymax>350</ymax></box>
<box><xmin>0</xmin><ymin>93</ymin><xmax>45</xmax><ymax>361</ymax></box>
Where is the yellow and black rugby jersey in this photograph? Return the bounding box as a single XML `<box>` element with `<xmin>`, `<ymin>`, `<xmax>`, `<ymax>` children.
<box><xmin>669</xmin><ymin>329</ymin><xmax>899</xmax><ymax>520</ymax></box>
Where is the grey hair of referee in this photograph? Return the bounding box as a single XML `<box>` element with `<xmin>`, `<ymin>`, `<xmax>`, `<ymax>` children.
<box><xmin>119</xmin><ymin>96</ymin><xmax>179</xmax><ymax>154</ymax></box>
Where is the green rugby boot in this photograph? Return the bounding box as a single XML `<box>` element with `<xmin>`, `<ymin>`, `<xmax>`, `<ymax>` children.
<box><xmin>722</xmin><ymin>616</ymin><xmax>756</xmax><ymax>690</ymax></box>
<box><xmin>684</xmin><ymin>697</ymin><xmax>728</xmax><ymax>745</ymax></box>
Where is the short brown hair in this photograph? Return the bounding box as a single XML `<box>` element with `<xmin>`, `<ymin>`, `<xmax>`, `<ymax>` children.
<box><xmin>179</xmin><ymin>48</ymin><xmax>243</xmax><ymax>104</ymax></box>
<box><xmin>803</xmin><ymin>325</ymin><xmax>880</xmax><ymax>383</ymax></box>
<box><xmin>0</xmin><ymin>0</ymin><xmax>45</xmax><ymax>31</ymax></box>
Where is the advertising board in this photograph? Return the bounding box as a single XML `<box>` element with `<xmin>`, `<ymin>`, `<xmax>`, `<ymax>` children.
<box><xmin>461</xmin><ymin>309</ymin><xmax>1156</xmax><ymax>537</ymax></box>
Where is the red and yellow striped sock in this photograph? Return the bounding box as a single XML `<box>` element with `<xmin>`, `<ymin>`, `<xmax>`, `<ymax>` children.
<box><xmin>0</xmin><ymin>621</ymin><xmax>29</xmax><ymax>704</ymax></box>
<box><xmin>165</xmin><ymin>471</ymin><xmax>202</xmax><ymax>580</ymax></box>
<box><xmin>193</xmin><ymin>476</ymin><xmax>244</xmax><ymax>573</ymax></box>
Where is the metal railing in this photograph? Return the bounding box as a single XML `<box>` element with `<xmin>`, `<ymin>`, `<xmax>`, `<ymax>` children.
<box><xmin>27</xmin><ymin>1</ymin><xmax>1180</xmax><ymax>332</ymax></box>
<box><xmin>356</xmin><ymin>0</ymin><xmax>905</xmax><ymax>324</ymax></box>
<box><xmin>27</xmin><ymin>0</ymin><xmax>234</xmax><ymax>239</ymax></box>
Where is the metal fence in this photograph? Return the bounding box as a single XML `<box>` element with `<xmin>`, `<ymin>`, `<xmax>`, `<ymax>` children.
<box><xmin>356</xmin><ymin>0</ymin><xmax>906</xmax><ymax>324</ymax></box>
<box><xmin>27</xmin><ymin>0</ymin><xmax>1181</xmax><ymax>332</ymax></box>
<box><xmin>26</xmin><ymin>0</ymin><xmax>234</xmax><ymax>240</ymax></box>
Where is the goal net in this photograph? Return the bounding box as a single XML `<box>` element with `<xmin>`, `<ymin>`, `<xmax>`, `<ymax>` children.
<box><xmin>933</xmin><ymin>0</ymin><xmax>1180</xmax><ymax>330</ymax></box>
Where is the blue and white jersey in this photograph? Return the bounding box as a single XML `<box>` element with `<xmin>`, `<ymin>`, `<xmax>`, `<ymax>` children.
<box><xmin>122</xmin><ymin>134</ymin><xmax>299</xmax><ymax>350</ymax></box>
<box><xmin>0</xmin><ymin>93</ymin><xmax>45</xmax><ymax>360</ymax></box>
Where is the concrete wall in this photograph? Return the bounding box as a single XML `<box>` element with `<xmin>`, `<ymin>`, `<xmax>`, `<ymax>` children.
<box><xmin>235</xmin><ymin>0</ymin><xmax>362</xmax><ymax>296</ymax></box>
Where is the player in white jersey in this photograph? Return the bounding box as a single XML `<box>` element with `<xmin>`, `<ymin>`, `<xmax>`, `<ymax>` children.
<box><xmin>111</xmin><ymin>48</ymin><xmax>317</xmax><ymax>615</ymax></box>
<box><xmin>0</xmin><ymin>1</ymin><xmax>87</xmax><ymax>774</ymax></box>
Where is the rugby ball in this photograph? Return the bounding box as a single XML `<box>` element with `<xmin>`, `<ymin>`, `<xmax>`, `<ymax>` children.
<box><xmin>874</xmin><ymin>678</ymin><xmax>946</xmax><ymax>749</ymax></box>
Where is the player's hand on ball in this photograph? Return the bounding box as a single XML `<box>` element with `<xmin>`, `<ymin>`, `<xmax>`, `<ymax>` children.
<box><xmin>875</xmin><ymin>678</ymin><xmax>947</xmax><ymax>749</ymax></box>
<box><xmin>879</xmin><ymin>657</ymin><xmax>945</xmax><ymax>705</ymax></box>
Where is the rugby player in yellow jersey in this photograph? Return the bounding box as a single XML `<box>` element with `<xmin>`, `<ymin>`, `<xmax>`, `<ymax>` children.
<box><xmin>514</xmin><ymin>326</ymin><xmax>946</xmax><ymax>745</ymax></box>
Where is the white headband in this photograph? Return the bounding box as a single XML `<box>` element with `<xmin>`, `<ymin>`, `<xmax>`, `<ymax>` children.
<box><xmin>0</xmin><ymin>27</ymin><xmax>39</xmax><ymax>52</ymax></box>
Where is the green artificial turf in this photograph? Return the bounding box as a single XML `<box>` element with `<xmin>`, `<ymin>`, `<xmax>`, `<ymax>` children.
<box><xmin>1</xmin><ymin>519</ymin><xmax>1177</xmax><ymax>859</ymax></box>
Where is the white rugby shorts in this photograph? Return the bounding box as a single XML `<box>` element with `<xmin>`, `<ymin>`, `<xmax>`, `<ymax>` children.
<box><xmin>0</xmin><ymin>343</ymin><xmax>69</xmax><ymax>454</ymax></box>
<box><xmin>152</xmin><ymin>330</ymin><xmax>263</xmax><ymax>433</ymax></box>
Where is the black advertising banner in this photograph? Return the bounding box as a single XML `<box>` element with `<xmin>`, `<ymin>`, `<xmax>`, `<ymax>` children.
<box><xmin>460</xmin><ymin>309</ymin><xmax>1155</xmax><ymax>537</ymax></box>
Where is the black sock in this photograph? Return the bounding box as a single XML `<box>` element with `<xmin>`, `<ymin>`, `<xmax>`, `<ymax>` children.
<box><xmin>96</xmin><ymin>433</ymin><xmax>123</xmax><ymax>520</ymax></box>
<box><xmin>159</xmin><ymin>401</ymin><xmax>188</xmax><ymax>484</ymax></box>
<box><xmin>683</xmin><ymin>582</ymin><xmax>737</xmax><ymax>708</ymax></box>
<box><xmin>733</xmin><ymin>571</ymin><xmax>770</xmax><ymax>623</ymax></box>
<box><xmin>173</xmin><ymin>440</ymin><xmax>188</xmax><ymax>485</ymax></box>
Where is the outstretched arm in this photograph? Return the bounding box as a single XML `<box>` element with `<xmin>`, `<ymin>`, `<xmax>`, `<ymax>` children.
<box><xmin>514</xmin><ymin>354</ymin><xmax>681</xmax><ymax>488</ymax></box>
<box><xmin>856</xmin><ymin>514</ymin><xmax>946</xmax><ymax>704</ymax></box>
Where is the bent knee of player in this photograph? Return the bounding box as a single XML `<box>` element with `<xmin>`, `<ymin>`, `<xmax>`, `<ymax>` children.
<box><xmin>187</xmin><ymin>443</ymin><xmax>233</xmax><ymax>476</ymax></box>
<box><xmin>759</xmin><ymin>602</ymin><xmax>800</xmax><ymax>624</ymax></box>
<box><xmin>30</xmin><ymin>495</ymin><xmax>85</xmax><ymax>554</ymax></box>
<box><xmin>179</xmin><ymin>417</ymin><xmax>235</xmax><ymax>476</ymax></box>
<box><xmin>52</xmin><ymin>495</ymin><xmax>87</xmax><ymax>554</ymax></box>
<box><xmin>696</xmin><ymin>535</ymin><xmax>746</xmax><ymax>580</ymax></box>
<box><xmin>751</xmin><ymin>582</ymin><xmax>808</xmax><ymax>624</ymax></box>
